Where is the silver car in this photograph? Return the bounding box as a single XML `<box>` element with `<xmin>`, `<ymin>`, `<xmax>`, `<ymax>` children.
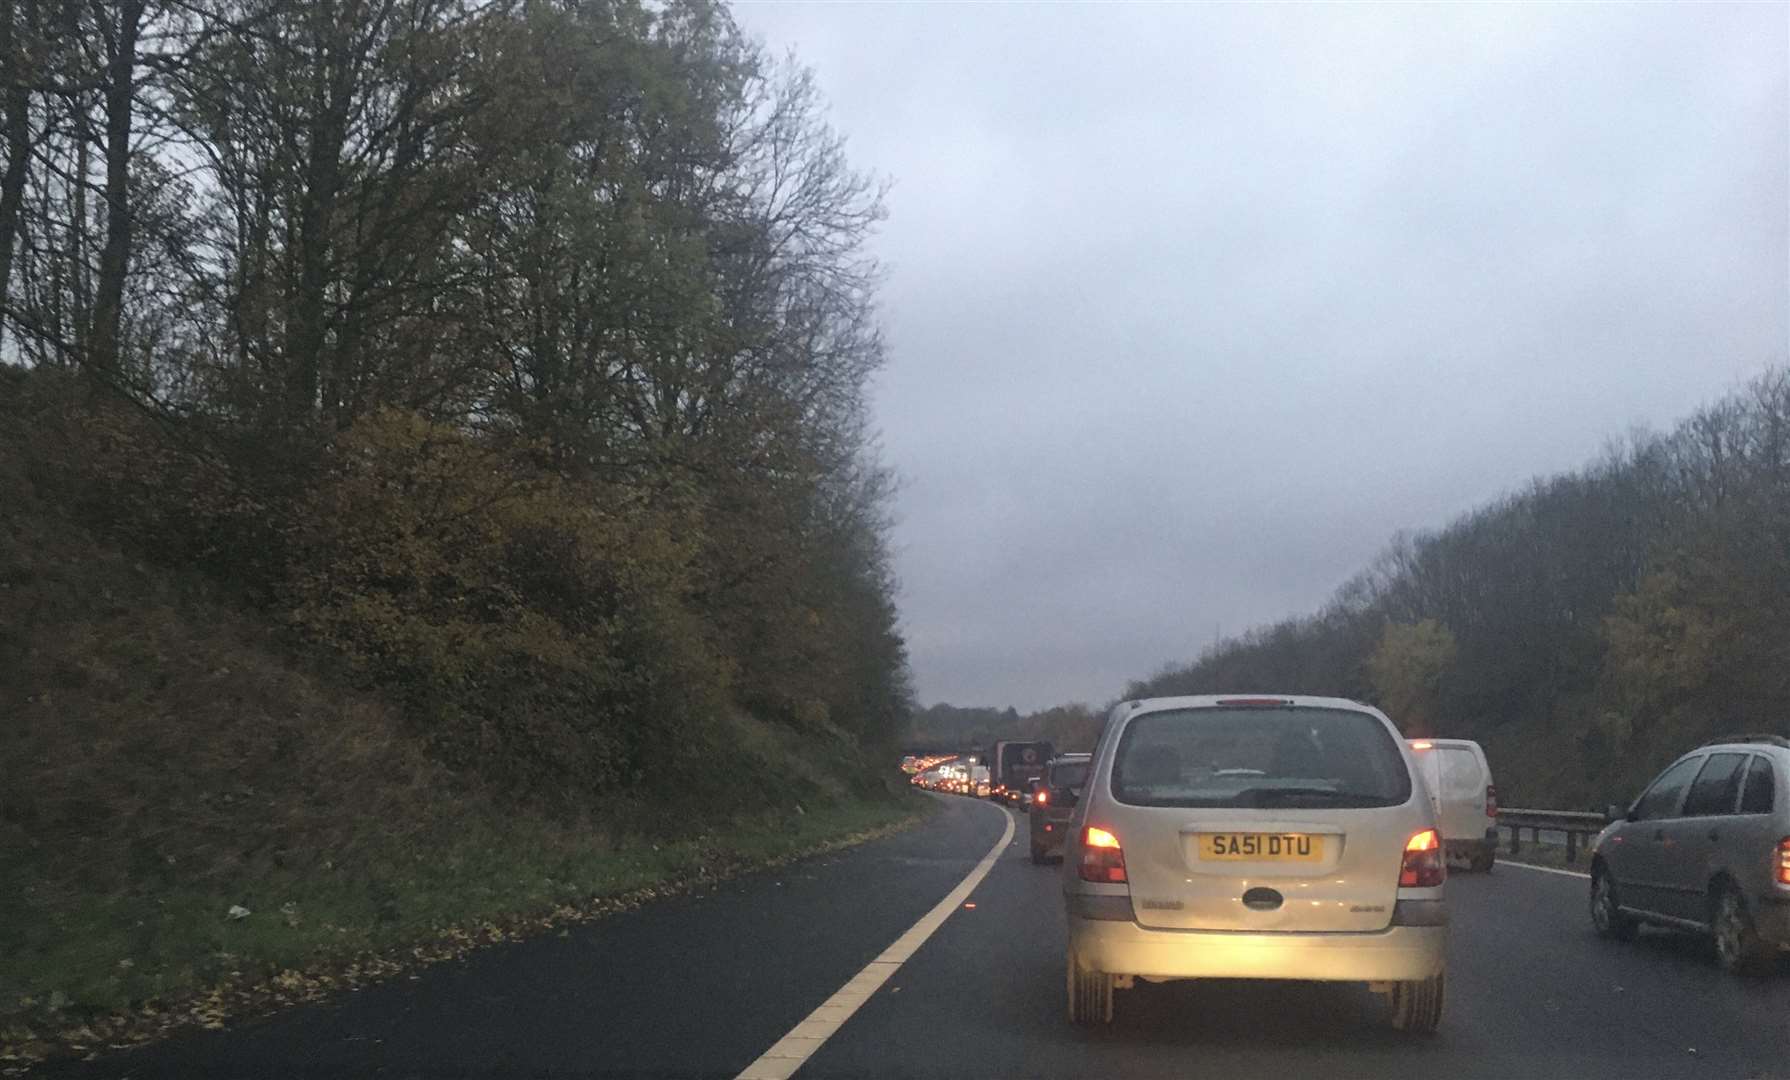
<box><xmin>1589</xmin><ymin>735</ymin><xmax>1790</xmax><ymax>974</ymax></box>
<box><xmin>1061</xmin><ymin>695</ymin><xmax>1448</xmax><ymax>1032</ymax></box>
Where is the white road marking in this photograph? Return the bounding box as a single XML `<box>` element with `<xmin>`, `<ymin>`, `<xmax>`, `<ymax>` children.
<box><xmin>734</xmin><ymin>803</ymin><xmax>1017</xmax><ymax>1080</ymax></box>
<box><xmin>1500</xmin><ymin>859</ymin><xmax>1591</xmax><ymax>880</ymax></box>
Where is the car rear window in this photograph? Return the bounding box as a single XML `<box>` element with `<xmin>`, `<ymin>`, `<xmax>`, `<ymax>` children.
<box><xmin>1051</xmin><ymin>762</ymin><xmax>1089</xmax><ymax>787</ymax></box>
<box><xmin>1439</xmin><ymin>747</ymin><xmax>1483</xmax><ymax>799</ymax></box>
<box><xmin>1110</xmin><ymin>706</ymin><xmax>1413</xmax><ymax>809</ymax></box>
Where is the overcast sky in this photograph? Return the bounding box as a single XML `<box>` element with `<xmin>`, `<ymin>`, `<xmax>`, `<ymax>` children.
<box><xmin>731</xmin><ymin>2</ymin><xmax>1789</xmax><ymax>712</ymax></box>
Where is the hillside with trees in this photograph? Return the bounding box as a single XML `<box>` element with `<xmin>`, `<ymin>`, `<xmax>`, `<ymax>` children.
<box><xmin>0</xmin><ymin>0</ymin><xmax>909</xmax><ymax>803</ymax></box>
<box><xmin>921</xmin><ymin>371</ymin><xmax>1790</xmax><ymax>810</ymax></box>
<box><xmin>0</xmin><ymin>0</ymin><xmax>915</xmax><ymax>1052</ymax></box>
<box><xmin>1125</xmin><ymin>369</ymin><xmax>1790</xmax><ymax>810</ymax></box>
<box><xmin>908</xmin><ymin>701</ymin><xmax>1105</xmax><ymax>755</ymax></box>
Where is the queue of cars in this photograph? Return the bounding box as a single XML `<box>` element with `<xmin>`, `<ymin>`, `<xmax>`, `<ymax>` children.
<box><xmin>911</xmin><ymin>740</ymin><xmax>1058</xmax><ymax>808</ymax></box>
<box><xmin>991</xmin><ymin>698</ymin><xmax>1789</xmax><ymax>1036</ymax></box>
<box><xmin>910</xmin><ymin>762</ymin><xmax>989</xmax><ymax>797</ymax></box>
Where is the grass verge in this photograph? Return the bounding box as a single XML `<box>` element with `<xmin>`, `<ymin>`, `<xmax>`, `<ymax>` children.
<box><xmin>0</xmin><ymin>792</ymin><xmax>934</xmax><ymax>1073</ymax></box>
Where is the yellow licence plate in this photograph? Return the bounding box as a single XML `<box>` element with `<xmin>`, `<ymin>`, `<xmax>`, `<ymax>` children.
<box><xmin>1198</xmin><ymin>833</ymin><xmax>1324</xmax><ymax>862</ymax></box>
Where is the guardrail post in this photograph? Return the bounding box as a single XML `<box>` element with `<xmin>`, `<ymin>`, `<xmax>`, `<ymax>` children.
<box><xmin>1565</xmin><ymin>830</ymin><xmax>1578</xmax><ymax>863</ymax></box>
<box><xmin>1508</xmin><ymin>824</ymin><xmax>1520</xmax><ymax>855</ymax></box>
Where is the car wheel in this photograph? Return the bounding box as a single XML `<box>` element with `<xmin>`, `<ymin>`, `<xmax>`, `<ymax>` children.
<box><xmin>1711</xmin><ymin>887</ymin><xmax>1775</xmax><ymax>976</ymax></box>
<box><xmin>1030</xmin><ymin>842</ymin><xmax>1047</xmax><ymax>865</ymax></box>
<box><xmin>1590</xmin><ymin>866</ymin><xmax>1638</xmax><ymax>942</ymax></box>
<box><xmin>1065</xmin><ymin>952</ymin><xmax>1113</xmax><ymax>1025</ymax></box>
<box><xmin>1388</xmin><ymin>971</ymin><xmax>1444</xmax><ymax>1034</ymax></box>
<box><xmin>1469</xmin><ymin>847</ymin><xmax>1495</xmax><ymax>873</ymax></box>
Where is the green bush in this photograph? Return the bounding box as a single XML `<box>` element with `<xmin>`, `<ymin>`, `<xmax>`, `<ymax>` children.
<box><xmin>2</xmin><ymin>375</ymin><xmax>904</xmax><ymax>819</ymax></box>
<box><xmin>282</xmin><ymin>410</ymin><xmax>735</xmax><ymax>806</ymax></box>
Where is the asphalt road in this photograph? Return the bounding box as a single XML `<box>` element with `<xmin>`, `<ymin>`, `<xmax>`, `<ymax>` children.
<box><xmin>43</xmin><ymin>794</ymin><xmax>1790</xmax><ymax>1079</ymax></box>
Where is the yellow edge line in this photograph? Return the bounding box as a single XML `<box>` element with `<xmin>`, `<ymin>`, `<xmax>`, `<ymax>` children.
<box><xmin>734</xmin><ymin>802</ymin><xmax>1017</xmax><ymax>1080</ymax></box>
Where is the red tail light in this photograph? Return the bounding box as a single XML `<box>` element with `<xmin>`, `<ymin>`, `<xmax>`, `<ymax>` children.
<box><xmin>1036</xmin><ymin>790</ymin><xmax>1049</xmax><ymax>806</ymax></box>
<box><xmin>1485</xmin><ymin>783</ymin><xmax>1498</xmax><ymax>819</ymax></box>
<box><xmin>1079</xmin><ymin>826</ymin><xmax>1127</xmax><ymax>884</ymax></box>
<box><xmin>1400</xmin><ymin>829</ymin><xmax>1445</xmax><ymax>888</ymax></box>
<box><xmin>1777</xmin><ymin>838</ymin><xmax>1790</xmax><ymax>886</ymax></box>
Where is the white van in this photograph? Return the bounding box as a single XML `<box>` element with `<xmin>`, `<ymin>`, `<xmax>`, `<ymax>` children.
<box><xmin>1408</xmin><ymin>738</ymin><xmax>1497</xmax><ymax>872</ymax></box>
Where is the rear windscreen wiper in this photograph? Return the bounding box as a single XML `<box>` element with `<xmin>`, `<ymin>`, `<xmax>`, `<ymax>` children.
<box><xmin>1239</xmin><ymin>786</ymin><xmax>1392</xmax><ymax>807</ymax></box>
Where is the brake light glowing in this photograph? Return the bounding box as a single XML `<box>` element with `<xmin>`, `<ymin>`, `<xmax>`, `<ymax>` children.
<box><xmin>1485</xmin><ymin>783</ymin><xmax>1499</xmax><ymax>819</ymax></box>
<box><xmin>1079</xmin><ymin>826</ymin><xmax>1127</xmax><ymax>883</ymax></box>
<box><xmin>1778</xmin><ymin>838</ymin><xmax>1790</xmax><ymax>886</ymax></box>
<box><xmin>1410</xmin><ymin>740</ymin><xmax>1434</xmax><ymax>750</ymax></box>
<box><xmin>1400</xmin><ymin>829</ymin><xmax>1445</xmax><ymax>888</ymax></box>
<box><xmin>1036</xmin><ymin>790</ymin><xmax>1049</xmax><ymax>806</ymax></box>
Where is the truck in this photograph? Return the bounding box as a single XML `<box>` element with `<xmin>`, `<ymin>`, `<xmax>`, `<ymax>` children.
<box><xmin>986</xmin><ymin>740</ymin><xmax>1054</xmax><ymax>805</ymax></box>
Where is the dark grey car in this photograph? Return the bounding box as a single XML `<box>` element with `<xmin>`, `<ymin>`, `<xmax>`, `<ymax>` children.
<box><xmin>1028</xmin><ymin>754</ymin><xmax>1091</xmax><ymax>864</ymax></box>
<box><xmin>1589</xmin><ymin>735</ymin><xmax>1790</xmax><ymax>974</ymax></box>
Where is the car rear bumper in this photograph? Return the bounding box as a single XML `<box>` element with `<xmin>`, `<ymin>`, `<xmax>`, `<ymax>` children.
<box><xmin>1031</xmin><ymin>813</ymin><xmax>1074</xmax><ymax>851</ymax></box>
<box><xmin>1067</xmin><ymin>913</ymin><xmax>1446</xmax><ymax>982</ymax></box>
<box><xmin>1757</xmin><ymin>896</ymin><xmax>1790</xmax><ymax>947</ymax></box>
<box><xmin>1444</xmin><ymin>832</ymin><xmax>1497</xmax><ymax>857</ymax></box>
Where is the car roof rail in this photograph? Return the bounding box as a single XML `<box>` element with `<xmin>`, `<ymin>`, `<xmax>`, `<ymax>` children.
<box><xmin>1701</xmin><ymin>733</ymin><xmax>1790</xmax><ymax>750</ymax></box>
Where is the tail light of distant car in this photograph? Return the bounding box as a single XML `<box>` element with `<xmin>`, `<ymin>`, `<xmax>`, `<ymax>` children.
<box><xmin>1777</xmin><ymin>837</ymin><xmax>1790</xmax><ymax>886</ymax></box>
<box><xmin>1079</xmin><ymin>826</ymin><xmax>1127</xmax><ymax>884</ymax></box>
<box><xmin>1035</xmin><ymin>790</ymin><xmax>1049</xmax><ymax>806</ymax></box>
<box><xmin>1485</xmin><ymin>783</ymin><xmax>1498</xmax><ymax>819</ymax></box>
<box><xmin>1399</xmin><ymin>829</ymin><xmax>1445</xmax><ymax>888</ymax></box>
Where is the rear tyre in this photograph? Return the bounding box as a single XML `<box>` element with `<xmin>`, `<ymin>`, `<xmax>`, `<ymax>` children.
<box><xmin>1712</xmin><ymin>886</ymin><xmax>1776</xmax><ymax>976</ymax></box>
<box><xmin>1590</xmin><ymin>866</ymin><xmax>1639</xmax><ymax>942</ymax></box>
<box><xmin>1388</xmin><ymin>972</ymin><xmax>1444</xmax><ymax>1034</ymax></box>
<box><xmin>1030</xmin><ymin>841</ymin><xmax>1047</xmax><ymax>865</ymax></box>
<box><xmin>1469</xmin><ymin>846</ymin><xmax>1495</xmax><ymax>873</ymax></box>
<box><xmin>1065</xmin><ymin>953</ymin><xmax>1113</xmax><ymax>1025</ymax></box>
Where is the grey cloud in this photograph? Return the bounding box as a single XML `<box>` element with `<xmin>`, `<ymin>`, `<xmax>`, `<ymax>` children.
<box><xmin>734</xmin><ymin>1</ymin><xmax>1788</xmax><ymax>710</ymax></box>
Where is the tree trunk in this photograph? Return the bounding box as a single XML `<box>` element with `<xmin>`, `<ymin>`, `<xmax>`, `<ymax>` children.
<box><xmin>283</xmin><ymin>0</ymin><xmax>350</xmax><ymax>425</ymax></box>
<box><xmin>0</xmin><ymin>0</ymin><xmax>35</xmax><ymax>358</ymax></box>
<box><xmin>87</xmin><ymin>0</ymin><xmax>145</xmax><ymax>377</ymax></box>
<box><xmin>70</xmin><ymin>94</ymin><xmax>89</xmax><ymax>362</ymax></box>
